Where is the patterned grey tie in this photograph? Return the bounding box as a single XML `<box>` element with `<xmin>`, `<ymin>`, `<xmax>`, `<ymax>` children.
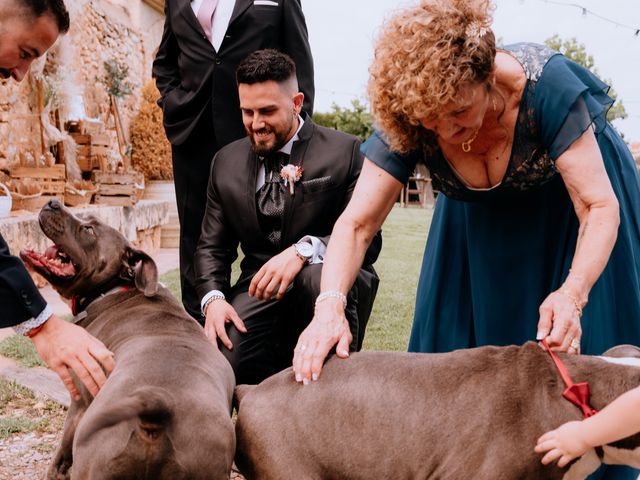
<box><xmin>256</xmin><ymin>152</ymin><xmax>289</xmax><ymax>247</ymax></box>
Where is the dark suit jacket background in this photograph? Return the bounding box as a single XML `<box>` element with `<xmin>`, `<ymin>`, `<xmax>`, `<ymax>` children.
<box><xmin>0</xmin><ymin>235</ymin><xmax>47</xmax><ymax>327</ymax></box>
<box><xmin>194</xmin><ymin>119</ymin><xmax>381</xmax><ymax>297</ymax></box>
<box><xmin>153</xmin><ymin>0</ymin><xmax>315</xmax><ymax>147</ymax></box>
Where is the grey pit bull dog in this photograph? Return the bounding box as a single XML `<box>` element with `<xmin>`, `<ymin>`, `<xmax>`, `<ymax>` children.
<box><xmin>20</xmin><ymin>200</ymin><xmax>235</xmax><ymax>480</ymax></box>
<box><xmin>235</xmin><ymin>342</ymin><xmax>640</xmax><ymax>480</ymax></box>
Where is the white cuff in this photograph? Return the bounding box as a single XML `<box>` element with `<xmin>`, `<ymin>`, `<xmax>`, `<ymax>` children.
<box><xmin>201</xmin><ymin>290</ymin><xmax>226</xmax><ymax>315</ymax></box>
<box><xmin>298</xmin><ymin>235</ymin><xmax>326</xmax><ymax>264</ymax></box>
<box><xmin>13</xmin><ymin>305</ymin><xmax>53</xmax><ymax>335</ymax></box>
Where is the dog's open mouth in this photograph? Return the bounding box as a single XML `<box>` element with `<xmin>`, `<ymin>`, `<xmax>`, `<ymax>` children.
<box><xmin>20</xmin><ymin>244</ymin><xmax>77</xmax><ymax>279</ymax></box>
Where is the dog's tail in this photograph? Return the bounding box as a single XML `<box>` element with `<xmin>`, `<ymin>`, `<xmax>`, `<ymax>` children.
<box><xmin>75</xmin><ymin>386</ymin><xmax>174</xmax><ymax>446</ymax></box>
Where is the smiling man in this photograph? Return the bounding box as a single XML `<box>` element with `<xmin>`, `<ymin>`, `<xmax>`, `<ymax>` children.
<box><xmin>0</xmin><ymin>0</ymin><xmax>115</xmax><ymax>401</ymax></box>
<box><xmin>194</xmin><ymin>49</ymin><xmax>381</xmax><ymax>385</ymax></box>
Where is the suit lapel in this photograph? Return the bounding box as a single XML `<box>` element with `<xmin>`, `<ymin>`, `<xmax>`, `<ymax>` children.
<box><xmin>280</xmin><ymin>119</ymin><xmax>314</xmax><ymax>246</ymax></box>
<box><xmin>228</xmin><ymin>0</ymin><xmax>253</xmax><ymax>27</ymax></box>
<box><xmin>179</xmin><ymin>0</ymin><xmax>207</xmax><ymax>38</ymax></box>
<box><xmin>245</xmin><ymin>146</ymin><xmax>265</xmax><ymax>242</ymax></box>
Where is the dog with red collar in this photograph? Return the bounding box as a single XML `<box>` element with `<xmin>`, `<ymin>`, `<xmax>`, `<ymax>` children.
<box><xmin>235</xmin><ymin>342</ymin><xmax>640</xmax><ymax>480</ymax></box>
<box><xmin>21</xmin><ymin>199</ymin><xmax>235</xmax><ymax>480</ymax></box>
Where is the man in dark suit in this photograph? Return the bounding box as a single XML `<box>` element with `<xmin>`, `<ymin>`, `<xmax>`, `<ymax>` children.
<box><xmin>194</xmin><ymin>50</ymin><xmax>379</xmax><ymax>385</ymax></box>
<box><xmin>153</xmin><ymin>0</ymin><xmax>314</xmax><ymax>321</ymax></box>
<box><xmin>0</xmin><ymin>0</ymin><xmax>114</xmax><ymax>400</ymax></box>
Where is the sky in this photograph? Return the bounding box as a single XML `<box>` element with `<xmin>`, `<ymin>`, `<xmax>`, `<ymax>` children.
<box><xmin>303</xmin><ymin>0</ymin><xmax>640</xmax><ymax>142</ymax></box>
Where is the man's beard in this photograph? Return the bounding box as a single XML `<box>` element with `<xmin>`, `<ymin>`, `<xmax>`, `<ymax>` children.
<box><xmin>248</xmin><ymin>124</ymin><xmax>291</xmax><ymax>157</ymax></box>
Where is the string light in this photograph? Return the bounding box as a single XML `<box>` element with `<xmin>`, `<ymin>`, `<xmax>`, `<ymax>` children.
<box><xmin>538</xmin><ymin>1</ymin><xmax>640</xmax><ymax>37</ymax></box>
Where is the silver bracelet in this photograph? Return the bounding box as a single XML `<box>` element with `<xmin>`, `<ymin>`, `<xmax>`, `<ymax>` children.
<box><xmin>201</xmin><ymin>292</ymin><xmax>226</xmax><ymax>316</ymax></box>
<box><xmin>315</xmin><ymin>290</ymin><xmax>347</xmax><ymax>309</ymax></box>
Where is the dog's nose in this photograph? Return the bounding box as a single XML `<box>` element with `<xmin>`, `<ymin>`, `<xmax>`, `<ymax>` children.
<box><xmin>47</xmin><ymin>199</ymin><xmax>62</xmax><ymax>210</ymax></box>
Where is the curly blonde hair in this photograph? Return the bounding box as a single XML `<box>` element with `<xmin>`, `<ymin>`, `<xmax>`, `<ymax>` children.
<box><xmin>369</xmin><ymin>0</ymin><xmax>496</xmax><ymax>154</ymax></box>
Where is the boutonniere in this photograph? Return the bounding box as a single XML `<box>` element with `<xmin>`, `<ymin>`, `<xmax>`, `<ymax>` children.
<box><xmin>280</xmin><ymin>163</ymin><xmax>303</xmax><ymax>195</ymax></box>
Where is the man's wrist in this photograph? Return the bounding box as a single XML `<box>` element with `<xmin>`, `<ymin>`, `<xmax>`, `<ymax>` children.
<box><xmin>13</xmin><ymin>305</ymin><xmax>53</xmax><ymax>336</ymax></box>
<box><xmin>201</xmin><ymin>291</ymin><xmax>226</xmax><ymax>316</ymax></box>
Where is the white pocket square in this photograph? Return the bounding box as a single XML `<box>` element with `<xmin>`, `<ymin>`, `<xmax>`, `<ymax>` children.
<box><xmin>254</xmin><ymin>0</ymin><xmax>278</xmax><ymax>5</ymax></box>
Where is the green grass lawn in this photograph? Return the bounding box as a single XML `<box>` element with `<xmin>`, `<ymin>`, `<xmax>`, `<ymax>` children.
<box><xmin>363</xmin><ymin>206</ymin><xmax>431</xmax><ymax>351</ymax></box>
<box><xmin>0</xmin><ymin>205</ymin><xmax>432</xmax><ymax>365</ymax></box>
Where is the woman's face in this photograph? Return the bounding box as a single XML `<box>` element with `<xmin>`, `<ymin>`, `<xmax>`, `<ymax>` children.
<box><xmin>419</xmin><ymin>82</ymin><xmax>491</xmax><ymax>146</ymax></box>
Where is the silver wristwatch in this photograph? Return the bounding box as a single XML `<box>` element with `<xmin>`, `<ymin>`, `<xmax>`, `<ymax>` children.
<box><xmin>294</xmin><ymin>241</ymin><xmax>314</xmax><ymax>264</ymax></box>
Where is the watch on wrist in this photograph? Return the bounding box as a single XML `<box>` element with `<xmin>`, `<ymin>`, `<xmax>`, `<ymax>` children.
<box><xmin>294</xmin><ymin>241</ymin><xmax>313</xmax><ymax>264</ymax></box>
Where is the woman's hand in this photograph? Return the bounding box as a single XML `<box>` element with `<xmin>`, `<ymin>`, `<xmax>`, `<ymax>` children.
<box><xmin>292</xmin><ymin>298</ymin><xmax>352</xmax><ymax>384</ymax></box>
<box><xmin>535</xmin><ymin>421</ymin><xmax>591</xmax><ymax>467</ymax></box>
<box><xmin>537</xmin><ymin>289</ymin><xmax>582</xmax><ymax>353</ymax></box>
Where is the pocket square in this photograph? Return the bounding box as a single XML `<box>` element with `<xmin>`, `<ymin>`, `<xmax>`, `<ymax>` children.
<box><xmin>301</xmin><ymin>176</ymin><xmax>333</xmax><ymax>194</ymax></box>
<box><xmin>253</xmin><ymin>0</ymin><xmax>278</xmax><ymax>6</ymax></box>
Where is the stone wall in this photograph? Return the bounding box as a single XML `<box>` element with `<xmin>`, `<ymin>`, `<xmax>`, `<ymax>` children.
<box><xmin>0</xmin><ymin>0</ymin><xmax>164</xmax><ymax>172</ymax></box>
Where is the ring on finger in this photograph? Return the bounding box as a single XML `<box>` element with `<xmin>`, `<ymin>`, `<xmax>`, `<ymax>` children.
<box><xmin>570</xmin><ymin>338</ymin><xmax>580</xmax><ymax>350</ymax></box>
<box><xmin>298</xmin><ymin>344</ymin><xmax>307</xmax><ymax>352</ymax></box>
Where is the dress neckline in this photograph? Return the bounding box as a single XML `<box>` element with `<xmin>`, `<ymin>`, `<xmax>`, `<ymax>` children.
<box><xmin>438</xmin><ymin>50</ymin><xmax>529</xmax><ymax>192</ymax></box>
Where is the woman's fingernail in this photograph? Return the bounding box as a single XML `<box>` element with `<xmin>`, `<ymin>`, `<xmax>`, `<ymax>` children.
<box><xmin>303</xmin><ymin>378</ymin><xmax>310</xmax><ymax>386</ymax></box>
<box><xmin>536</xmin><ymin>331</ymin><xmax>545</xmax><ymax>340</ymax></box>
<box><xmin>312</xmin><ymin>373</ymin><xmax>318</xmax><ymax>381</ymax></box>
<box><xmin>295</xmin><ymin>373</ymin><xmax>302</xmax><ymax>382</ymax></box>
<box><xmin>338</xmin><ymin>348</ymin><xmax>349</xmax><ymax>357</ymax></box>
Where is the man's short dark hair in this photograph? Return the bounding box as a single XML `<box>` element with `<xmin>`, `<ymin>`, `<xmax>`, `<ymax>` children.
<box><xmin>236</xmin><ymin>49</ymin><xmax>296</xmax><ymax>85</ymax></box>
<box><xmin>20</xmin><ymin>0</ymin><xmax>70</xmax><ymax>33</ymax></box>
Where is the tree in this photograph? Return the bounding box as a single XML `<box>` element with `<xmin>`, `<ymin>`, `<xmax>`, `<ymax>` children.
<box><xmin>545</xmin><ymin>35</ymin><xmax>627</xmax><ymax>124</ymax></box>
<box><xmin>313</xmin><ymin>100</ymin><xmax>373</xmax><ymax>141</ymax></box>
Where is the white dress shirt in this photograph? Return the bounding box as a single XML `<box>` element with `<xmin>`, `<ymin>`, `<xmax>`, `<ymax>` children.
<box><xmin>191</xmin><ymin>0</ymin><xmax>236</xmax><ymax>51</ymax></box>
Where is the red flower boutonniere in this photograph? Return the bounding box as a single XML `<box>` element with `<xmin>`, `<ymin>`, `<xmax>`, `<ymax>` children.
<box><xmin>280</xmin><ymin>164</ymin><xmax>303</xmax><ymax>195</ymax></box>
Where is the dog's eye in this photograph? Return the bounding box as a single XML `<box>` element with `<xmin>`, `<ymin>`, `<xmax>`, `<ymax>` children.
<box><xmin>83</xmin><ymin>225</ymin><xmax>95</xmax><ymax>236</ymax></box>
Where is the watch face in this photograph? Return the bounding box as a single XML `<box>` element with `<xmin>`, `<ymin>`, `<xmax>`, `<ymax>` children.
<box><xmin>296</xmin><ymin>242</ymin><xmax>313</xmax><ymax>258</ymax></box>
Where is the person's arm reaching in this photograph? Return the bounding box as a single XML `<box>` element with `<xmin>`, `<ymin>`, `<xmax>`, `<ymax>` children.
<box><xmin>536</xmin><ymin>127</ymin><xmax>619</xmax><ymax>352</ymax></box>
<box><xmin>30</xmin><ymin>314</ymin><xmax>115</xmax><ymax>401</ymax></box>
<box><xmin>535</xmin><ymin>385</ymin><xmax>640</xmax><ymax>467</ymax></box>
<box><xmin>292</xmin><ymin>159</ymin><xmax>403</xmax><ymax>383</ymax></box>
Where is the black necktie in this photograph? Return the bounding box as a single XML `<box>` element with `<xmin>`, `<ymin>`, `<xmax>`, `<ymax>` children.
<box><xmin>256</xmin><ymin>152</ymin><xmax>289</xmax><ymax>247</ymax></box>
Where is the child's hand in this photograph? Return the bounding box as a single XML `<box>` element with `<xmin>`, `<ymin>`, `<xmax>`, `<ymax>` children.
<box><xmin>534</xmin><ymin>421</ymin><xmax>592</xmax><ymax>467</ymax></box>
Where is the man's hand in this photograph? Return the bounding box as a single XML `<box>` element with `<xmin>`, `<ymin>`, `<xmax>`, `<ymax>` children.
<box><xmin>292</xmin><ymin>298</ymin><xmax>351</xmax><ymax>384</ymax></box>
<box><xmin>249</xmin><ymin>246</ymin><xmax>305</xmax><ymax>301</ymax></box>
<box><xmin>204</xmin><ymin>299</ymin><xmax>246</xmax><ymax>350</ymax></box>
<box><xmin>31</xmin><ymin>314</ymin><xmax>115</xmax><ymax>401</ymax></box>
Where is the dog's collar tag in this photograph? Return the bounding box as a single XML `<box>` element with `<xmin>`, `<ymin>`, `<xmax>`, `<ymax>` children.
<box><xmin>72</xmin><ymin>311</ymin><xmax>88</xmax><ymax>324</ymax></box>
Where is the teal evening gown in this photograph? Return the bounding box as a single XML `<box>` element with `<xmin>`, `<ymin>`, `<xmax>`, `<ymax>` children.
<box><xmin>362</xmin><ymin>43</ymin><xmax>640</xmax><ymax>480</ymax></box>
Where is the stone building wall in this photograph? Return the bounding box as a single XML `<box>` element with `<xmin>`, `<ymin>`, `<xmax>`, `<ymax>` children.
<box><xmin>0</xmin><ymin>0</ymin><xmax>164</xmax><ymax>171</ymax></box>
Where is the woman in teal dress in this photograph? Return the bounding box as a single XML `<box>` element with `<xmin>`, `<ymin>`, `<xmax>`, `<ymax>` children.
<box><xmin>292</xmin><ymin>1</ymin><xmax>640</xmax><ymax>478</ymax></box>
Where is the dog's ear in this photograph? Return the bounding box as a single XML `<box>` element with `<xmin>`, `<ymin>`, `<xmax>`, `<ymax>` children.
<box><xmin>124</xmin><ymin>248</ymin><xmax>159</xmax><ymax>297</ymax></box>
<box><xmin>602</xmin><ymin>345</ymin><xmax>640</xmax><ymax>359</ymax></box>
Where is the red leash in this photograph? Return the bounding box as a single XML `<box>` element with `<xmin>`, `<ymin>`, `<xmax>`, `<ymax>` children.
<box><xmin>540</xmin><ymin>339</ymin><xmax>598</xmax><ymax>418</ymax></box>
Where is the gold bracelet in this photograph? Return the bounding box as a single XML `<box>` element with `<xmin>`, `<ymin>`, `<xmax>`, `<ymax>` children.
<box><xmin>558</xmin><ymin>289</ymin><xmax>583</xmax><ymax>317</ymax></box>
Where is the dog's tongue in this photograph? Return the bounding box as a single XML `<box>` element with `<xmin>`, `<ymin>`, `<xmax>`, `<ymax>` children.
<box><xmin>25</xmin><ymin>245</ymin><xmax>76</xmax><ymax>278</ymax></box>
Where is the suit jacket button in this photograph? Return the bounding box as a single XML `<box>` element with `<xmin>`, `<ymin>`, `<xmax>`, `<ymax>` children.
<box><xmin>215</xmin><ymin>57</ymin><xmax>222</xmax><ymax>65</ymax></box>
<box><xmin>20</xmin><ymin>290</ymin><xmax>31</xmax><ymax>305</ymax></box>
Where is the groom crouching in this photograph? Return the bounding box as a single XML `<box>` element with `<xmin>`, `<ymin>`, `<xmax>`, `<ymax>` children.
<box><xmin>194</xmin><ymin>49</ymin><xmax>381</xmax><ymax>385</ymax></box>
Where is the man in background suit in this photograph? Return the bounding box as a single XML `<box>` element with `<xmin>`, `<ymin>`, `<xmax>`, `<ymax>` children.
<box><xmin>194</xmin><ymin>50</ymin><xmax>379</xmax><ymax>385</ymax></box>
<box><xmin>0</xmin><ymin>0</ymin><xmax>114</xmax><ymax>400</ymax></box>
<box><xmin>153</xmin><ymin>0</ymin><xmax>314</xmax><ymax>320</ymax></box>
